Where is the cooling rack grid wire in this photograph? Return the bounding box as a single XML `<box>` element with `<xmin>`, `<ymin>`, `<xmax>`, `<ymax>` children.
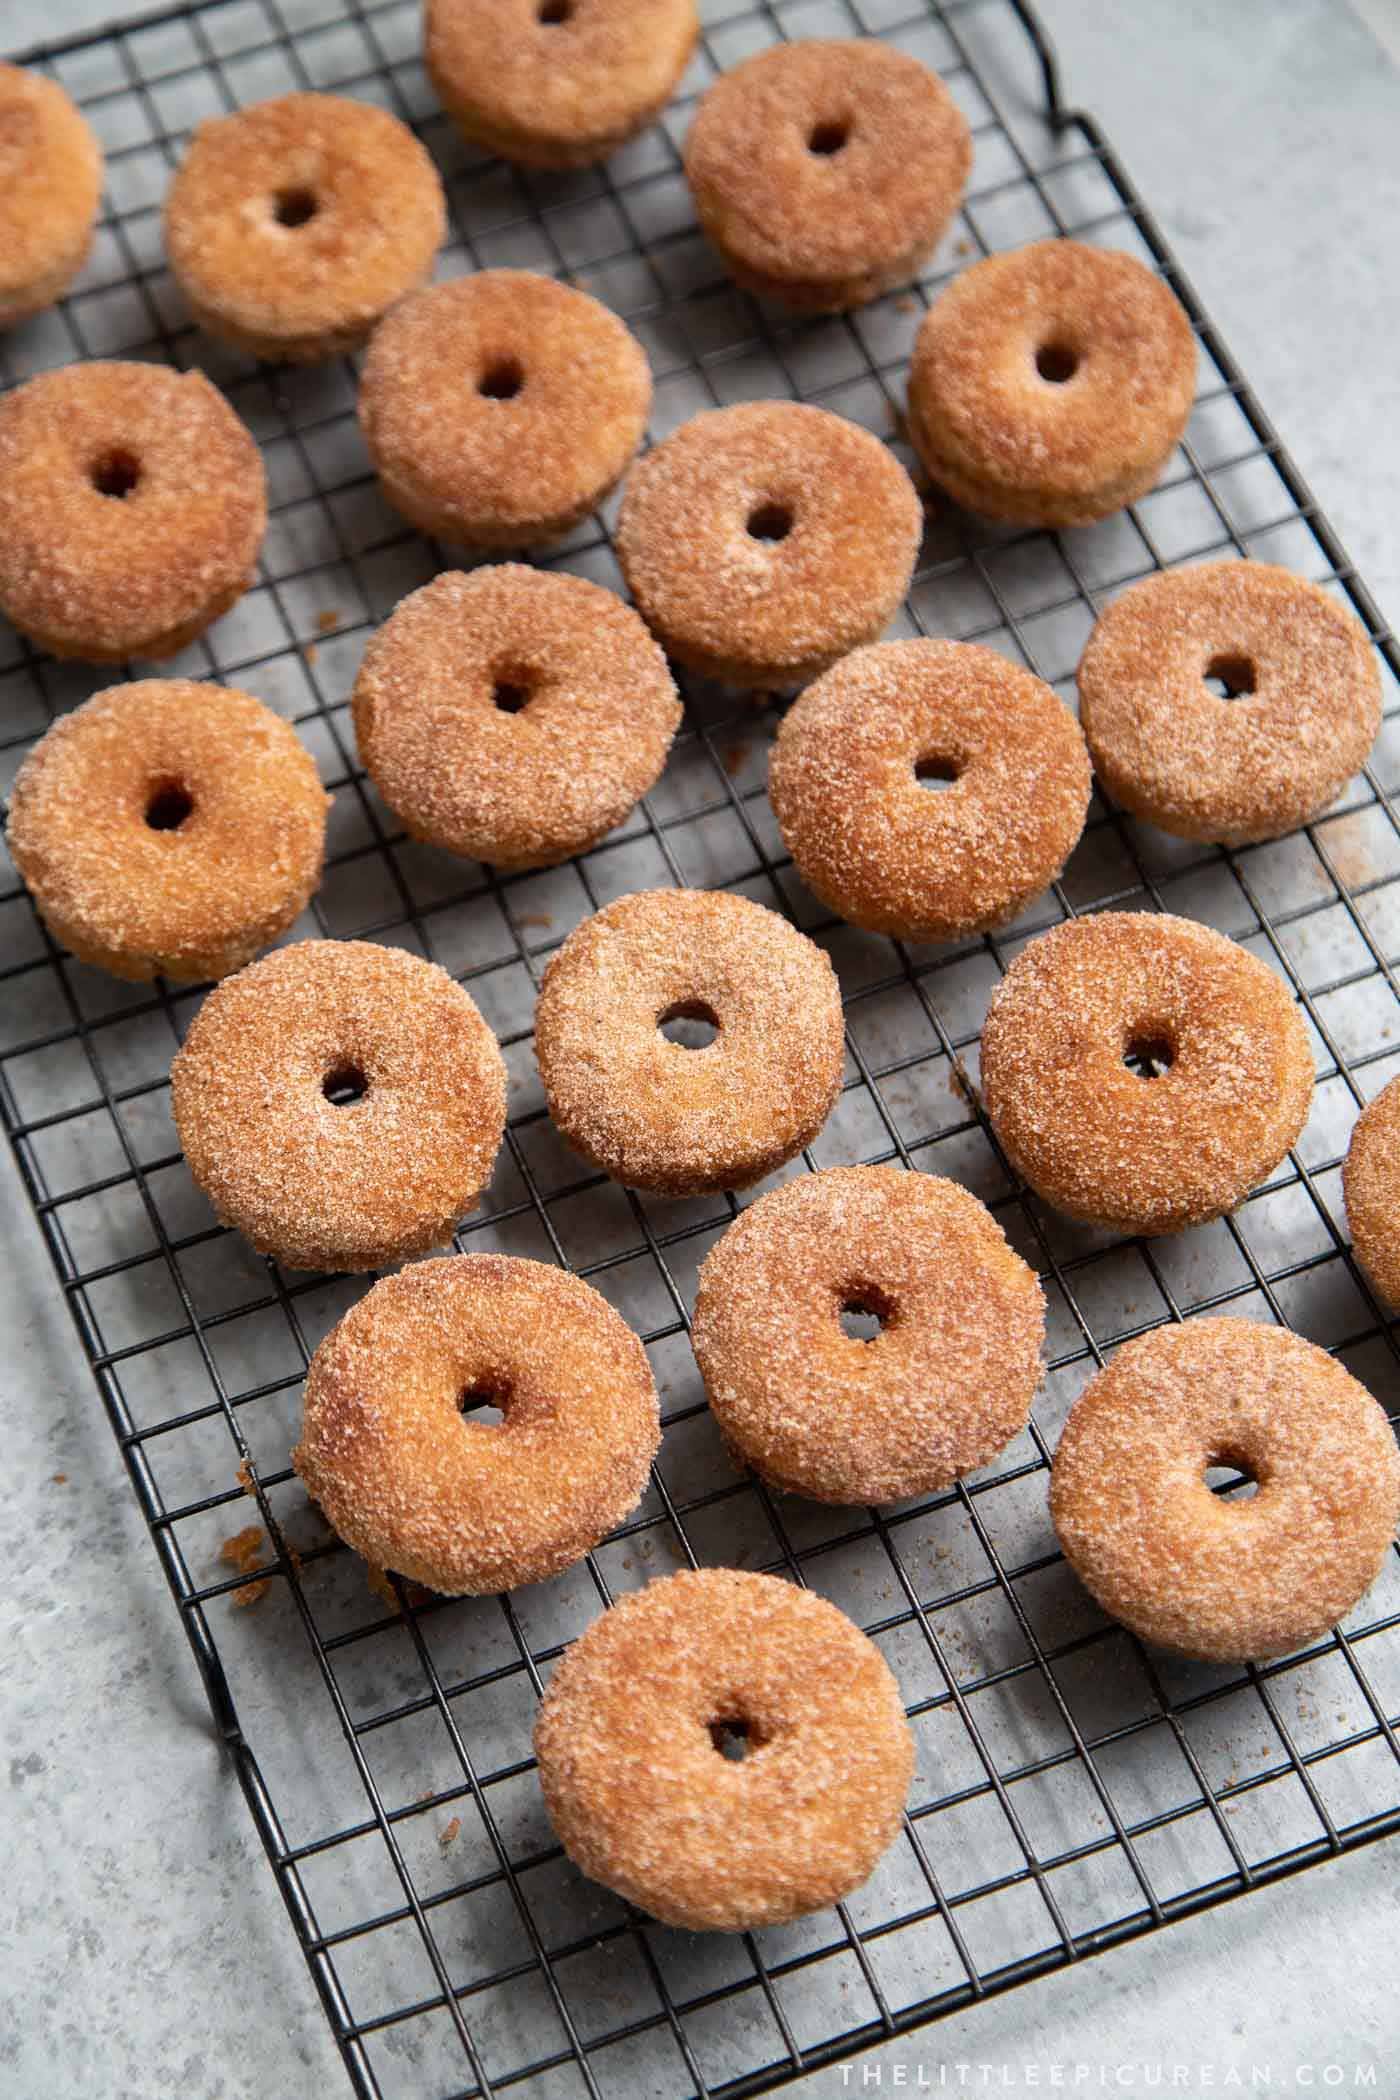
<box><xmin>3</xmin><ymin>0</ymin><xmax>1399</xmax><ymax>2094</ymax></box>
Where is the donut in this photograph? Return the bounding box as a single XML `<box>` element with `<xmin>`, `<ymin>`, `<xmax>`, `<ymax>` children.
<box><xmin>907</xmin><ymin>240</ymin><xmax>1197</xmax><ymax>527</ymax></box>
<box><xmin>1078</xmin><ymin>561</ymin><xmax>1381</xmax><ymax>846</ymax></box>
<box><xmin>534</xmin><ymin>1568</ymin><xmax>914</xmax><ymax>1930</ymax></box>
<box><xmin>692</xmin><ymin>1166</ymin><xmax>1044</xmax><ymax>1504</ymax></box>
<box><xmin>1051</xmin><ymin>1318</ymin><xmax>1400</xmax><ymax>1662</ymax></box>
<box><xmin>616</xmin><ymin>402</ymin><xmax>923</xmax><ymax>690</ymax></box>
<box><xmin>293</xmin><ymin>1253</ymin><xmax>659</xmax><ymax>1593</ymax></box>
<box><xmin>171</xmin><ymin>940</ymin><xmax>507</xmax><ymax>1272</ymax></box>
<box><xmin>0</xmin><ymin>361</ymin><xmax>266</xmax><ymax>662</ymax></box>
<box><xmin>534</xmin><ymin>887</ymin><xmax>844</xmax><ymax>1195</ymax></box>
<box><xmin>425</xmin><ymin>0</ymin><xmax>698</xmax><ymax>170</ymax></box>
<box><xmin>769</xmin><ymin>639</ymin><xmax>1091</xmax><ymax>942</ymax></box>
<box><xmin>358</xmin><ymin>272</ymin><xmax>651</xmax><ymax>549</ymax></box>
<box><xmin>164</xmin><ymin>94</ymin><xmax>445</xmax><ymax>364</ymax></box>
<box><xmin>980</xmin><ymin>912</ymin><xmax>1313</xmax><ymax>1236</ymax></box>
<box><xmin>6</xmin><ymin>679</ymin><xmax>328</xmax><ymax>984</ymax></box>
<box><xmin>683</xmin><ymin>40</ymin><xmax>970</xmax><ymax>313</ymax></box>
<box><xmin>352</xmin><ymin>566</ymin><xmax>679</xmax><ymax>870</ymax></box>
<box><xmin>0</xmin><ymin>63</ymin><xmax>103</xmax><ymax>328</ymax></box>
<box><xmin>1343</xmin><ymin>1074</ymin><xmax>1400</xmax><ymax>1308</ymax></box>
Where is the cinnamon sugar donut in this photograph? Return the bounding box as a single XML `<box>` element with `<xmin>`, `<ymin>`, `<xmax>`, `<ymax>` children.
<box><xmin>692</xmin><ymin>1166</ymin><xmax>1044</xmax><ymax>1504</ymax></box>
<box><xmin>294</xmin><ymin>1254</ymin><xmax>659</xmax><ymax>1593</ymax></box>
<box><xmin>0</xmin><ymin>64</ymin><xmax>103</xmax><ymax>328</ymax></box>
<box><xmin>684</xmin><ymin>40</ymin><xmax>970</xmax><ymax>313</ymax></box>
<box><xmin>616</xmin><ymin>402</ymin><xmax>923</xmax><ymax>690</ymax></box>
<box><xmin>7</xmin><ymin>679</ymin><xmax>328</xmax><ymax>983</ymax></box>
<box><xmin>171</xmin><ymin>940</ymin><xmax>507</xmax><ymax>1272</ymax></box>
<box><xmin>426</xmin><ymin>0</ymin><xmax>698</xmax><ymax>170</ymax></box>
<box><xmin>980</xmin><ymin>913</ymin><xmax>1313</xmax><ymax>1236</ymax></box>
<box><xmin>907</xmin><ymin>240</ymin><xmax>1197</xmax><ymax>526</ymax></box>
<box><xmin>0</xmin><ymin>362</ymin><xmax>265</xmax><ymax>662</ymax></box>
<box><xmin>1051</xmin><ymin>1318</ymin><xmax>1400</xmax><ymax>1662</ymax></box>
<box><xmin>534</xmin><ymin>1568</ymin><xmax>914</xmax><ymax>1930</ymax></box>
<box><xmin>1078</xmin><ymin>562</ymin><xmax>1381</xmax><ymax>845</ymax></box>
<box><xmin>164</xmin><ymin>94</ymin><xmax>445</xmax><ymax>364</ymax></box>
<box><xmin>1343</xmin><ymin>1074</ymin><xmax>1400</xmax><ymax>1308</ymax></box>
<box><xmin>352</xmin><ymin>565</ymin><xmax>679</xmax><ymax>869</ymax></box>
<box><xmin>769</xmin><ymin>639</ymin><xmax>1091</xmax><ymax>941</ymax></box>
<box><xmin>534</xmin><ymin>888</ymin><xmax>844</xmax><ymax>1194</ymax></box>
<box><xmin>358</xmin><ymin>272</ymin><xmax>651</xmax><ymax>549</ymax></box>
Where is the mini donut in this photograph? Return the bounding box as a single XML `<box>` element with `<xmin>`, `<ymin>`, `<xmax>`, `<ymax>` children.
<box><xmin>352</xmin><ymin>566</ymin><xmax>679</xmax><ymax>870</ymax></box>
<box><xmin>907</xmin><ymin>240</ymin><xmax>1197</xmax><ymax>527</ymax></box>
<box><xmin>0</xmin><ymin>64</ymin><xmax>103</xmax><ymax>328</ymax></box>
<box><xmin>7</xmin><ymin>680</ymin><xmax>328</xmax><ymax>984</ymax></box>
<box><xmin>293</xmin><ymin>1253</ymin><xmax>659</xmax><ymax>1593</ymax></box>
<box><xmin>1343</xmin><ymin>1074</ymin><xmax>1400</xmax><ymax>1308</ymax></box>
<box><xmin>534</xmin><ymin>1567</ymin><xmax>914</xmax><ymax>1930</ymax></box>
<box><xmin>1051</xmin><ymin>1318</ymin><xmax>1400</xmax><ymax>1662</ymax></box>
<box><xmin>426</xmin><ymin>0</ymin><xmax>698</xmax><ymax>170</ymax></box>
<box><xmin>684</xmin><ymin>40</ymin><xmax>970</xmax><ymax>313</ymax></box>
<box><xmin>1078</xmin><ymin>561</ymin><xmax>1381</xmax><ymax>846</ymax></box>
<box><xmin>980</xmin><ymin>912</ymin><xmax>1313</xmax><ymax>1236</ymax></box>
<box><xmin>358</xmin><ymin>272</ymin><xmax>651</xmax><ymax>549</ymax></box>
<box><xmin>769</xmin><ymin>639</ymin><xmax>1091</xmax><ymax>942</ymax></box>
<box><xmin>0</xmin><ymin>361</ymin><xmax>266</xmax><ymax>662</ymax></box>
<box><xmin>616</xmin><ymin>402</ymin><xmax>923</xmax><ymax>690</ymax></box>
<box><xmin>534</xmin><ymin>887</ymin><xmax>844</xmax><ymax>1195</ymax></box>
<box><xmin>171</xmin><ymin>939</ymin><xmax>507</xmax><ymax>1272</ymax></box>
<box><xmin>692</xmin><ymin>1166</ymin><xmax>1044</xmax><ymax>1504</ymax></box>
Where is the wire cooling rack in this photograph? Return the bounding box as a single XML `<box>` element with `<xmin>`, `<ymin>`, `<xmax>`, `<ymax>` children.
<box><xmin>3</xmin><ymin>0</ymin><xmax>1400</xmax><ymax>2094</ymax></box>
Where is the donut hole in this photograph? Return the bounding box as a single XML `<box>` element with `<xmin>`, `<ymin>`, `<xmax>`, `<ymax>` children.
<box><xmin>708</xmin><ymin>1715</ymin><xmax>766</xmax><ymax>1762</ymax></box>
<box><xmin>658</xmin><ymin>999</ymin><xmax>720</xmax><ymax>1051</ymax></box>
<box><xmin>914</xmin><ymin>754</ymin><xmax>961</xmax><ymax>792</ymax></box>
<box><xmin>746</xmin><ymin>501</ymin><xmax>793</xmax><ymax>544</ymax></box>
<box><xmin>322</xmin><ymin>1062</ymin><xmax>369</xmax><ymax>1107</ymax></box>
<box><xmin>807</xmin><ymin>119</ymin><xmax>850</xmax><ymax>157</ymax></box>
<box><xmin>459</xmin><ymin>1376</ymin><xmax>512</xmax><ymax>1428</ymax></box>
<box><xmin>537</xmin><ymin>0</ymin><xmax>573</xmax><ymax>21</ymax></box>
<box><xmin>1034</xmin><ymin>341</ymin><xmax>1079</xmax><ymax>385</ymax></box>
<box><xmin>491</xmin><ymin>673</ymin><xmax>533</xmax><ymax>714</ymax></box>
<box><xmin>272</xmin><ymin>187</ymin><xmax>318</xmax><ymax>229</ymax></box>
<box><xmin>1203</xmin><ymin>652</ymin><xmax>1256</xmax><ymax>701</ymax></box>
<box><xmin>838</xmin><ymin>1282</ymin><xmax>895</xmax><ymax>1342</ymax></box>
<box><xmin>478</xmin><ymin>357</ymin><xmax>525</xmax><ymax>401</ymax></box>
<box><xmin>90</xmin><ymin>447</ymin><xmax>141</xmax><ymax>500</ymax></box>
<box><xmin>144</xmin><ymin>780</ymin><xmax>193</xmax><ymax>832</ymax></box>
<box><xmin>1205</xmin><ymin>1445</ymin><xmax>1262</xmax><ymax>1504</ymax></box>
<box><xmin>1122</xmin><ymin>1028</ymin><xmax>1175</xmax><ymax>1080</ymax></box>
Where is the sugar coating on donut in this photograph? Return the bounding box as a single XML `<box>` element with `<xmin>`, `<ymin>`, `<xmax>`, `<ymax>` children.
<box><xmin>7</xmin><ymin>679</ymin><xmax>328</xmax><ymax>983</ymax></box>
<box><xmin>426</xmin><ymin>0</ymin><xmax>698</xmax><ymax>169</ymax></box>
<box><xmin>0</xmin><ymin>64</ymin><xmax>103</xmax><ymax>328</ymax></box>
<box><xmin>1078</xmin><ymin>561</ymin><xmax>1381</xmax><ymax>846</ymax></box>
<box><xmin>1051</xmin><ymin>1317</ymin><xmax>1400</xmax><ymax>1661</ymax></box>
<box><xmin>358</xmin><ymin>272</ymin><xmax>651</xmax><ymax>548</ymax></box>
<box><xmin>294</xmin><ymin>1253</ymin><xmax>659</xmax><ymax>1594</ymax></box>
<box><xmin>534</xmin><ymin>887</ymin><xmax>845</xmax><ymax>1194</ymax></box>
<box><xmin>769</xmin><ymin>639</ymin><xmax>1092</xmax><ymax>941</ymax></box>
<box><xmin>353</xmin><ymin>565</ymin><xmax>679</xmax><ymax>870</ymax></box>
<box><xmin>908</xmin><ymin>240</ymin><xmax>1196</xmax><ymax>527</ymax></box>
<box><xmin>165</xmin><ymin>94</ymin><xmax>445</xmax><ymax>362</ymax></box>
<box><xmin>684</xmin><ymin>39</ymin><xmax>970</xmax><ymax>312</ymax></box>
<box><xmin>0</xmin><ymin>361</ymin><xmax>266</xmax><ymax>662</ymax></box>
<box><xmin>171</xmin><ymin>939</ymin><xmax>507</xmax><ymax>1272</ymax></box>
<box><xmin>616</xmin><ymin>401</ymin><xmax>924</xmax><ymax>689</ymax></box>
<box><xmin>693</xmin><ymin>1165</ymin><xmax>1044</xmax><ymax>1504</ymax></box>
<box><xmin>1343</xmin><ymin>1074</ymin><xmax>1400</xmax><ymax>1310</ymax></box>
<box><xmin>980</xmin><ymin>911</ymin><xmax>1314</xmax><ymax>1236</ymax></box>
<box><xmin>534</xmin><ymin>1567</ymin><xmax>914</xmax><ymax>1930</ymax></box>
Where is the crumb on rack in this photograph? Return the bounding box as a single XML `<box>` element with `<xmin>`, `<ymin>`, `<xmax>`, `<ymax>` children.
<box><xmin>721</xmin><ymin>741</ymin><xmax>748</xmax><ymax>777</ymax></box>
<box><xmin>52</xmin><ymin>1472</ymin><xmax>67</xmax><ymax>1484</ymax></box>
<box><xmin>317</xmin><ymin>609</ymin><xmax>340</xmax><ymax>634</ymax></box>
<box><xmin>304</xmin><ymin>641</ymin><xmax>319</xmax><ymax>666</ymax></box>
<box><xmin>221</xmin><ymin>1523</ymin><xmax>270</xmax><ymax>1608</ymax></box>
<box><xmin>236</xmin><ymin>1458</ymin><xmax>255</xmax><ymax>1495</ymax></box>
<box><xmin>515</xmin><ymin>911</ymin><xmax>553</xmax><ymax>930</ymax></box>
<box><xmin>439</xmin><ymin>1816</ymin><xmax>461</xmax><ymax>1847</ymax></box>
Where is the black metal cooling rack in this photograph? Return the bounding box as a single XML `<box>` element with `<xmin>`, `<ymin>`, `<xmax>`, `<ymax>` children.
<box><xmin>3</xmin><ymin>0</ymin><xmax>1400</xmax><ymax>2094</ymax></box>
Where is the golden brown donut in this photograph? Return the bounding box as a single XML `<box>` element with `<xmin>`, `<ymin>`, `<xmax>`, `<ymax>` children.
<box><xmin>1051</xmin><ymin>1318</ymin><xmax>1400</xmax><ymax>1662</ymax></box>
<box><xmin>684</xmin><ymin>39</ymin><xmax>970</xmax><ymax>313</ymax></box>
<box><xmin>358</xmin><ymin>272</ymin><xmax>651</xmax><ymax>549</ymax></box>
<box><xmin>426</xmin><ymin>0</ymin><xmax>698</xmax><ymax>169</ymax></box>
<box><xmin>352</xmin><ymin>565</ymin><xmax>679</xmax><ymax>870</ymax></box>
<box><xmin>6</xmin><ymin>679</ymin><xmax>328</xmax><ymax>984</ymax></box>
<box><xmin>1078</xmin><ymin>561</ymin><xmax>1381</xmax><ymax>845</ymax></box>
<box><xmin>616</xmin><ymin>401</ymin><xmax>923</xmax><ymax>690</ymax></box>
<box><xmin>0</xmin><ymin>64</ymin><xmax>103</xmax><ymax>328</ymax></box>
<box><xmin>907</xmin><ymin>240</ymin><xmax>1197</xmax><ymax>526</ymax></box>
<box><xmin>1343</xmin><ymin>1074</ymin><xmax>1400</xmax><ymax>1308</ymax></box>
<box><xmin>293</xmin><ymin>1254</ymin><xmax>659</xmax><ymax>1593</ymax></box>
<box><xmin>0</xmin><ymin>362</ymin><xmax>265</xmax><ymax>662</ymax></box>
<box><xmin>534</xmin><ymin>1568</ymin><xmax>914</xmax><ymax>1930</ymax></box>
<box><xmin>769</xmin><ymin>639</ymin><xmax>1091</xmax><ymax>941</ymax></box>
<box><xmin>164</xmin><ymin>94</ymin><xmax>445</xmax><ymax>364</ymax></box>
<box><xmin>534</xmin><ymin>887</ymin><xmax>844</xmax><ymax>1195</ymax></box>
<box><xmin>980</xmin><ymin>912</ymin><xmax>1313</xmax><ymax>1236</ymax></box>
<box><xmin>171</xmin><ymin>940</ymin><xmax>507</xmax><ymax>1272</ymax></box>
<box><xmin>692</xmin><ymin>1166</ymin><xmax>1044</xmax><ymax>1504</ymax></box>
